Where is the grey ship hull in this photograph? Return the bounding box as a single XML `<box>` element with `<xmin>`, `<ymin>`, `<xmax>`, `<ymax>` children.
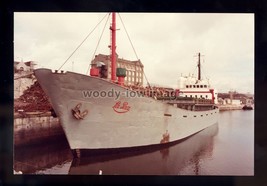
<box><xmin>34</xmin><ymin>69</ymin><xmax>219</xmax><ymax>151</ymax></box>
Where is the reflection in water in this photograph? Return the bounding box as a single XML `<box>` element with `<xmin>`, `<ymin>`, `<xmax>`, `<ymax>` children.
<box><xmin>14</xmin><ymin>136</ymin><xmax>73</xmax><ymax>174</ymax></box>
<box><xmin>69</xmin><ymin>123</ymin><xmax>219</xmax><ymax>175</ymax></box>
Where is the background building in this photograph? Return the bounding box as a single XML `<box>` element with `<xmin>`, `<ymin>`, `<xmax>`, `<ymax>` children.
<box><xmin>91</xmin><ymin>54</ymin><xmax>144</xmax><ymax>86</ymax></box>
<box><xmin>14</xmin><ymin>61</ymin><xmax>36</xmax><ymax>73</ymax></box>
<box><xmin>14</xmin><ymin>61</ymin><xmax>36</xmax><ymax>99</ymax></box>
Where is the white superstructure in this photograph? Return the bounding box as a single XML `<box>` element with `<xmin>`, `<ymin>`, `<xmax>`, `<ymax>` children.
<box><xmin>177</xmin><ymin>74</ymin><xmax>218</xmax><ymax>104</ymax></box>
<box><xmin>176</xmin><ymin>53</ymin><xmax>218</xmax><ymax>104</ymax></box>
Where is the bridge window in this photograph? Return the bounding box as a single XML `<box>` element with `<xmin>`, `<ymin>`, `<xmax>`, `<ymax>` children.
<box><xmin>197</xmin><ymin>85</ymin><xmax>199</xmax><ymax>88</ymax></box>
<box><xmin>204</xmin><ymin>85</ymin><xmax>207</xmax><ymax>88</ymax></box>
<box><xmin>200</xmin><ymin>85</ymin><xmax>203</xmax><ymax>88</ymax></box>
<box><xmin>186</xmin><ymin>85</ymin><xmax>189</xmax><ymax>88</ymax></box>
<box><xmin>193</xmin><ymin>85</ymin><xmax>196</xmax><ymax>88</ymax></box>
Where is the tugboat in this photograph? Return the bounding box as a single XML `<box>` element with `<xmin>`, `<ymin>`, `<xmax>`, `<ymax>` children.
<box><xmin>242</xmin><ymin>104</ymin><xmax>253</xmax><ymax>110</ymax></box>
<box><xmin>242</xmin><ymin>99</ymin><xmax>253</xmax><ymax>110</ymax></box>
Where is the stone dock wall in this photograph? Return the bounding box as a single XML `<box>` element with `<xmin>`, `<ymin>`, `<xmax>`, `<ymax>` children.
<box><xmin>14</xmin><ymin>112</ymin><xmax>65</xmax><ymax>147</ymax></box>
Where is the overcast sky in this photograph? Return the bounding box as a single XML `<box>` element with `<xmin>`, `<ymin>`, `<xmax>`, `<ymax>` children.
<box><xmin>14</xmin><ymin>12</ymin><xmax>254</xmax><ymax>94</ymax></box>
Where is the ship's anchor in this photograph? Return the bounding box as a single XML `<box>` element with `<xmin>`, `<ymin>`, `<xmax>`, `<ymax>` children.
<box><xmin>72</xmin><ymin>103</ymin><xmax>88</xmax><ymax>120</ymax></box>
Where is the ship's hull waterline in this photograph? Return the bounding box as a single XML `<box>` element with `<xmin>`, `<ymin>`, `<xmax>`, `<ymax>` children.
<box><xmin>34</xmin><ymin>68</ymin><xmax>219</xmax><ymax>152</ymax></box>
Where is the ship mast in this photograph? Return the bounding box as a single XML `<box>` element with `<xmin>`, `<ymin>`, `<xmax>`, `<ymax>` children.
<box><xmin>110</xmin><ymin>12</ymin><xmax>117</xmax><ymax>82</ymax></box>
<box><xmin>197</xmin><ymin>52</ymin><xmax>201</xmax><ymax>81</ymax></box>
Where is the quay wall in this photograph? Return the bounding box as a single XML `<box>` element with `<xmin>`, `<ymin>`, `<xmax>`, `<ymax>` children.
<box><xmin>218</xmin><ymin>104</ymin><xmax>243</xmax><ymax>111</ymax></box>
<box><xmin>14</xmin><ymin>112</ymin><xmax>65</xmax><ymax>147</ymax></box>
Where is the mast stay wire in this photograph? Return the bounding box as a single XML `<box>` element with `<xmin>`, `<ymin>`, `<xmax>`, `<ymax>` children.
<box><xmin>201</xmin><ymin>58</ymin><xmax>210</xmax><ymax>84</ymax></box>
<box><xmin>58</xmin><ymin>13</ymin><xmax>109</xmax><ymax>71</ymax></box>
<box><xmin>118</xmin><ymin>13</ymin><xmax>139</xmax><ymax>60</ymax></box>
<box><xmin>117</xmin><ymin>13</ymin><xmax>152</xmax><ymax>89</ymax></box>
<box><xmin>86</xmin><ymin>13</ymin><xmax>111</xmax><ymax>75</ymax></box>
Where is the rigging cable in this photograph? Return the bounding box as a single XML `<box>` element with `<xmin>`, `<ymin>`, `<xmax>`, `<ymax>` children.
<box><xmin>118</xmin><ymin>13</ymin><xmax>139</xmax><ymax>60</ymax></box>
<box><xmin>118</xmin><ymin>13</ymin><xmax>152</xmax><ymax>89</ymax></box>
<box><xmin>201</xmin><ymin>58</ymin><xmax>208</xmax><ymax>80</ymax></box>
<box><xmin>86</xmin><ymin>13</ymin><xmax>111</xmax><ymax>74</ymax></box>
<box><xmin>58</xmin><ymin>13</ymin><xmax>109</xmax><ymax>71</ymax></box>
